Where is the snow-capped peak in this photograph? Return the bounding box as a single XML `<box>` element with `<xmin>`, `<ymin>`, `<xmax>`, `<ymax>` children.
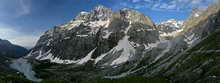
<box><xmin>157</xmin><ymin>19</ymin><xmax>184</xmax><ymax>37</ymax></box>
<box><xmin>160</xmin><ymin>19</ymin><xmax>183</xmax><ymax>26</ymax></box>
<box><xmin>194</xmin><ymin>13</ymin><xmax>200</xmax><ymax>17</ymax></box>
<box><xmin>80</xmin><ymin>11</ymin><xmax>89</xmax><ymax>15</ymax></box>
<box><xmin>191</xmin><ymin>8</ymin><xmax>203</xmax><ymax>18</ymax></box>
<box><xmin>165</xmin><ymin>19</ymin><xmax>177</xmax><ymax>23</ymax></box>
<box><xmin>93</xmin><ymin>5</ymin><xmax>107</xmax><ymax>11</ymax></box>
<box><xmin>90</xmin><ymin>5</ymin><xmax>113</xmax><ymax>21</ymax></box>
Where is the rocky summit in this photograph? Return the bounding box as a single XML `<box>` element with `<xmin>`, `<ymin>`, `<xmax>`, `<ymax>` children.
<box><xmin>5</xmin><ymin>2</ymin><xmax>220</xmax><ymax>83</ymax></box>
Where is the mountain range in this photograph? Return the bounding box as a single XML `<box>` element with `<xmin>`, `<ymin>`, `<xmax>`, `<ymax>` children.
<box><xmin>1</xmin><ymin>2</ymin><xmax>220</xmax><ymax>83</ymax></box>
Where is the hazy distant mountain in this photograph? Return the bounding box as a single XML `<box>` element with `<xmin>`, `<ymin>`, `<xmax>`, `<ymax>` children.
<box><xmin>0</xmin><ymin>39</ymin><xmax>28</xmax><ymax>75</ymax></box>
<box><xmin>18</xmin><ymin>2</ymin><xmax>220</xmax><ymax>83</ymax></box>
<box><xmin>0</xmin><ymin>39</ymin><xmax>28</xmax><ymax>58</ymax></box>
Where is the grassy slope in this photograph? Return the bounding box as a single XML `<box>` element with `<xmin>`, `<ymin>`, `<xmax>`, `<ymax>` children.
<box><xmin>81</xmin><ymin>76</ymin><xmax>171</xmax><ymax>83</ymax></box>
<box><xmin>166</xmin><ymin>29</ymin><xmax>220</xmax><ymax>83</ymax></box>
<box><xmin>0</xmin><ymin>75</ymin><xmax>33</xmax><ymax>83</ymax></box>
<box><xmin>0</xmin><ymin>74</ymin><xmax>171</xmax><ymax>83</ymax></box>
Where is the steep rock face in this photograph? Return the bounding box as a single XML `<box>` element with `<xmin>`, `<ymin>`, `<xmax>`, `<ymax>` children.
<box><xmin>27</xmin><ymin>6</ymin><xmax>159</xmax><ymax>67</ymax></box>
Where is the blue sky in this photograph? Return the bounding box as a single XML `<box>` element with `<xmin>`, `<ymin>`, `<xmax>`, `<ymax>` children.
<box><xmin>0</xmin><ymin>0</ymin><xmax>218</xmax><ymax>48</ymax></box>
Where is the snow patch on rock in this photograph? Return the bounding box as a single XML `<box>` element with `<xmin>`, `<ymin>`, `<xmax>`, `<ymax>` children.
<box><xmin>144</xmin><ymin>41</ymin><xmax>160</xmax><ymax>50</ymax></box>
<box><xmin>61</xmin><ymin>20</ymin><xmax>84</xmax><ymax>30</ymax></box>
<box><xmin>95</xmin><ymin>53</ymin><xmax>108</xmax><ymax>64</ymax></box>
<box><xmin>110</xmin><ymin>36</ymin><xmax>135</xmax><ymax>65</ymax></box>
<box><xmin>88</xmin><ymin>19</ymin><xmax>110</xmax><ymax>28</ymax></box>
<box><xmin>160</xmin><ymin>28</ymin><xmax>184</xmax><ymax>37</ymax></box>
<box><xmin>78</xmin><ymin>48</ymin><xmax>96</xmax><ymax>64</ymax></box>
<box><xmin>76</xmin><ymin>35</ymin><xmax>89</xmax><ymax>37</ymax></box>
<box><xmin>184</xmin><ymin>34</ymin><xmax>200</xmax><ymax>47</ymax></box>
<box><xmin>103</xmin><ymin>30</ymin><xmax>112</xmax><ymax>39</ymax></box>
<box><xmin>40</xmin><ymin>51</ymin><xmax>80</xmax><ymax>64</ymax></box>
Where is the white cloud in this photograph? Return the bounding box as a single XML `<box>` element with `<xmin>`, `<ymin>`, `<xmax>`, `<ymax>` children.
<box><xmin>167</xmin><ymin>4</ymin><xmax>176</xmax><ymax>9</ymax></box>
<box><xmin>143</xmin><ymin>0</ymin><xmax>151</xmax><ymax>2</ymax></box>
<box><xmin>119</xmin><ymin>0</ymin><xmax>219</xmax><ymax>11</ymax></box>
<box><xmin>191</xmin><ymin>0</ymin><xmax>202</xmax><ymax>5</ymax></box>
<box><xmin>131</xmin><ymin>0</ymin><xmax>141</xmax><ymax>3</ymax></box>
<box><xmin>120</xmin><ymin>2</ymin><xmax>128</xmax><ymax>6</ymax></box>
<box><xmin>0</xmin><ymin>24</ymin><xmax>41</xmax><ymax>48</ymax></box>
<box><xmin>130</xmin><ymin>0</ymin><xmax>153</xmax><ymax>3</ymax></box>
<box><xmin>159</xmin><ymin>3</ymin><xmax>169</xmax><ymax>9</ymax></box>
<box><xmin>17</xmin><ymin>0</ymin><xmax>31</xmax><ymax>16</ymax></box>
<box><xmin>153</xmin><ymin>3</ymin><xmax>160</xmax><ymax>8</ymax></box>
